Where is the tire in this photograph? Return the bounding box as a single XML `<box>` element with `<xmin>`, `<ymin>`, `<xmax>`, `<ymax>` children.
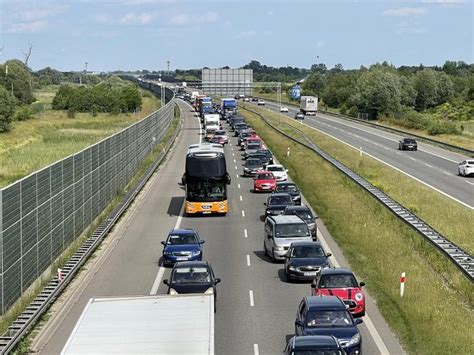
<box><xmin>263</xmin><ymin>241</ymin><xmax>268</xmax><ymax>256</ymax></box>
<box><xmin>271</xmin><ymin>248</ymin><xmax>276</xmax><ymax>263</ymax></box>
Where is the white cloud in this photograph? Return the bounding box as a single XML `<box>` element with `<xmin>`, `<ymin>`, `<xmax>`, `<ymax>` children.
<box><xmin>3</xmin><ymin>3</ymin><xmax>68</xmax><ymax>33</ymax></box>
<box><xmin>395</xmin><ymin>21</ymin><xmax>428</xmax><ymax>35</ymax></box>
<box><xmin>169</xmin><ymin>11</ymin><xmax>219</xmax><ymax>26</ymax></box>
<box><xmin>119</xmin><ymin>12</ymin><xmax>156</xmax><ymax>24</ymax></box>
<box><xmin>5</xmin><ymin>20</ymin><xmax>48</xmax><ymax>33</ymax></box>
<box><xmin>383</xmin><ymin>7</ymin><xmax>427</xmax><ymax>16</ymax></box>
<box><xmin>235</xmin><ymin>30</ymin><xmax>257</xmax><ymax>39</ymax></box>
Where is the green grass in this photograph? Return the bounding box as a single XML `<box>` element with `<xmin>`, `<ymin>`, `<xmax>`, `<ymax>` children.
<box><xmin>0</xmin><ymin>91</ymin><xmax>161</xmax><ymax>188</ymax></box>
<box><xmin>241</xmin><ymin>107</ymin><xmax>474</xmax><ymax>355</ymax></box>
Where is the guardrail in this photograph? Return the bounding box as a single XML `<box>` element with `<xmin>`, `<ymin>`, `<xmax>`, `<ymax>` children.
<box><xmin>256</xmin><ymin>97</ymin><xmax>474</xmax><ymax>157</ymax></box>
<box><xmin>0</xmin><ymin>88</ymin><xmax>181</xmax><ymax>354</ymax></box>
<box><xmin>242</xmin><ymin>106</ymin><xmax>474</xmax><ymax>282</ymax></box>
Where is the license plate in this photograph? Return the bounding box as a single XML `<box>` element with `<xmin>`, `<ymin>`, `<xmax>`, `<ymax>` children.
<box><xmin>176</xmin><ymin>257</ymin><xmax>188</xmax><ymax>261</ymax></box>
<box><xmin>304</xmin><ymin>272</ymin><xmax>317</xmax><ymax>276</ymax></box>
<box><xmin>201</xmin><ymin>205</ymin><xmax>211</xmax><ymax>210</ymax></box>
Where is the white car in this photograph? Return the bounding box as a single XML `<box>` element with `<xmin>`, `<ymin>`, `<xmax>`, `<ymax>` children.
<box><xmin>280</xmin><ymin>106</ymin><xmax>289</xmax><ymax>112</ymax></box>
<box><xmin>257</xmin><ymin>99</ymin><xmax>266</xmax><ymax>106</ymax></box>
<box><xmin>458</xmin><ymin>160</ymin><xmax>474</xmax><ymax>177</ymax></box>
<box><xmin>244</xmin><ymin>97</ymin><xmax>250</xmax><ymax>102</ymax></box>
<box><xmin>265</xmin><ymin>164</ymin><xmax>288</xmax><ymax>181</ymax></box>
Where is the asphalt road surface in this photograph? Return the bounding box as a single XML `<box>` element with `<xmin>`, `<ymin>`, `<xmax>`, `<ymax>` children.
<box><xmin>33</xmin><ymin>100</ymin><xmax>404</xmax><ymax>354</ymax></box>
<box><xmin>256</xmin><ymin>100</ymin><xmax>474</xmax><ymax>210</ymax></box>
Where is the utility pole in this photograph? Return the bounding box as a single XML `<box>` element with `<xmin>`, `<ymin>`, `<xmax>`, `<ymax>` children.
<box><xmin>166</xmin><ymin>60</ymin><xmax>170</xmax><ymax>73</ymax></box>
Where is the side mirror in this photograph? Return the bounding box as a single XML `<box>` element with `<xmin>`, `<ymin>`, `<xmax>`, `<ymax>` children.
<box><xmin>263</xmin><ymin>202</ymin><xmax>267</xmax><ymax>206</ymax></box>
<box><xmin>355</xmin><ymin>319</ymin><xmax>363</xmax><ymax>325</ymax></box>
<box><xmin>314</xmin><ymin>216</ymin><xmax>319</xmax><ymax>221</ymax></box>
<box><xmin>161</xmin><ymin>241</ymin><xmax>166</xmax><ymax>246</ymax></box>
<box><xmin>163</xmin><ymin>279</ymin><xmax>169</xmax><ymax>285</ymax></box>
<box><xmin>310</xmin><ymin>283</ymin><xmax>316</xmax><ymax>289</ymax></box>
<box><xmin>359</xmin><ymin>281</ymin><xmax>365</xmax><ymax>287</ymax></box>
<box><xmin>326</xmin><ymin>253</ymin><xmax>332</xmax><ymax>257</ymax></box>
<box><xmin>286</xmin><ymin>169</ymin><xmax>289</xmax><ymax>173</ymax></box>
<box><xmin>295</xmin><ymin>320</ymin><xmax>303</xmax><ymax>327</ymax></box>
<box><xmin>215</xmin><ymin>278</ymin><xmax>221</xmax><ymax>284</ymax></box>
<box><xmin>199</xmin><ymin>240</ymin><xmax>205</xmax><ymax>244</ymax></box>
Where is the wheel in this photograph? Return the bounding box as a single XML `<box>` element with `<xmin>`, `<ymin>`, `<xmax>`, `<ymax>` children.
<box><xmin>271</xmin><ymin>248</ymin><xmax>276</xmax><ymax>263</ymax></box>
<box><xmin>458</xmin><ymin>169</ymin><xmax>462</xmax><ymax>176</ymax></box>
<box><xmin>263</xmin><ymin>241</ymin><xmax>268</xmax><ymax>256</ymax></box>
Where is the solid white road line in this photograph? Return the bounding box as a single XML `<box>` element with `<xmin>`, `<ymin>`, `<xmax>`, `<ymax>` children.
<box><xmin>249</xmin><ymin>290</ymin><xmax>254</xmax><ymax>306</ymax></box>
<box><xmin>150</xmin><ymin>267</ymin><xmax>166</xmax><ymax>295</ymax></box>
<box><xmin>466</xmin><ymin>181</ymin><xmax>474</xmax><ymax>186</ymax></box>
<box><xmin>242</xmin><ymin>210</ymin><xmax>245</xmax><ymax>217</ymax></box>
<box><xmin>247</xmin><ymin>254</ymin><xmax>251</xmax><ymax>266</ymax></box>
<box><xmin>254</xmin><ymin>344</ymin><xmax>259</xmax><ymax>355</ymax></box>
<box><xmin>244</xmin><ymin>229</ymin><xmax>248</xmax><ymax>238</ymax></box>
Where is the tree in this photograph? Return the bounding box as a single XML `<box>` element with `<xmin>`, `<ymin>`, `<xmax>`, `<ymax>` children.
<box><xmin>0</xmin><ymin>59</ymin><xmax>35</xmax><ymax>104</ymax></box>
<box><xmin>0</xmin><ymin>86</ymin><xmax>17</xmax><ymax>132</ymax></box>
<box><xmin>322</xmin><ymin>72</ymin><xmax>358</xmax><ymax>108</ymax></box>
<box><xmin>414</xmin><ymin>69</ymin><xmax>438</xmax><ymax>110</ymax></box>
<box><xmin>302</xmin><ymin>72</ymin><xmax>327</xmax><ymax>96</ymax></box>
<box><xmin>310</xmin><ymin>63</ymin><xmax>327</xmax><ymax>74</ymax></box>
<box><xmin>435</xmin><ymin>71</ymin><xmax>454</xmax><ymax>105</ymax></box>
<box><xmin>22</xmin><ymin>44</ymin><xmax>33</xmax><ymax>66</ymax></box>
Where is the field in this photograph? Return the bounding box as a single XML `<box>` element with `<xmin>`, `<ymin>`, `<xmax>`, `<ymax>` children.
<box><xmin>0</xmin><ymin>87</ymin><xmax>161</xmax><ymax>188</ymax></box>
<box><xmin>240</xmin><ymin>106</ymin><xmax>474</xmax><ymax>354</ymax></box>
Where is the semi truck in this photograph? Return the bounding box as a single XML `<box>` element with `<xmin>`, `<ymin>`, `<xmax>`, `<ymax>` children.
<box><xmin>199</xmin><ymin>97</ymin><xmax>214</xmax><ymax>118</ymax></box>
<box><xmin>300</xmin><ymin>96</ymin><xmax>318</xmax><ymax>116</ymax></box>
<box><xmin>203</xmin><ymin>113</ymin><xmax>221</xmax><ymax>140</ymax></box>
<box><xmin>61</xmin><ymin>294</ymin><xmax>215</xmax><ymax>354</ymax></box>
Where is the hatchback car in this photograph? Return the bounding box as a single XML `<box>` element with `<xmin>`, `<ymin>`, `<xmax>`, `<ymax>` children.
<box><xmin>161</xmin><ymin>229</ymin><xmax>205</xmax><ymax>267</ymax></box>
<box><xmin>284</xmin><ymin>335</ymin><xmax>345</xmax><ymax>355</ymax></box>
<box><xmin>243</xmin><ymin>158</ymin><xmax>265</xmax><ymax>177</ymax></box>
<box><xmin>295</xmin><ymin>112</ymin><xmax>305</xmax><ymax>120</ymax></box>
<box><xmin>254</xmin><ymin>171</ymin><xmax>277</xmax><ymax>192</ymax></box>
<box><xmin>280</xmin><ymin>106</ymin><xmax>289</xmax><ymax>112</ymax></box>
<box><xmin>274</xmin><ymin>182</ymin><xmax>301</xmax><ymax>204</ymax></box>
<box><xmin>284</xmin><ymin>205</ymin><xmax>318</xmax><ymax>238</ymax></box>
<box><xmin>264</xmin><ymin>192</ymin><xmax>294</xmax><ymax>215</ymax></box>
<box><xmin>295</xmin><ymin>296</ymin><xmax>363</xmax><ymax>354</ymax></box>
<box><xmin>265</xmin><ymin>164</ymin><xmax>288</xmax><ymax>182</ymax></box>
<box><xmin>311</xmin><ymin>268</ymin><xmax>366</xmax><ymax>318</ymax></box>
<box><xmin>285</xmin><ymin>241</ymin><xmax>331</xmax><ymax>281</ymax></box>
<box><xmin>458</xmin><ymin>160</ymin><xmax>474</xmax><ymax>177</ymax></box>
<box><xmin>398</xmin><ymin>137</ymin><xmax>417</xmax><ymax>151</ymax></box>
<box><xmin>163</xmin><ymin>261</ymin><xmax>221</xmax><ymax>311</ymax></box>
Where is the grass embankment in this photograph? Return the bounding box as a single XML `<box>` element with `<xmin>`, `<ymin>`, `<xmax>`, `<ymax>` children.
<box><xmin>2</xmin><ymin>105</ymin><xmax>182</xmax><ymax>352</ymax></box>
<box><xmin>0</xmin><ymin>88</ymin><xmax>160</xmax><ymax>188</ymax></box>
<box><xmin>241</xmin><ymin>107</ymin><xmax>474</xmax><ymax>355</ymax></box>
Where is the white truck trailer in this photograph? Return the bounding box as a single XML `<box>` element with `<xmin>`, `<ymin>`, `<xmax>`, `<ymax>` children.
<box><xmin>300</xmin><ymin>96</ymin><xmax>318</xmax><ymax>115</ymax></box>
<box><xmin>61</xmin><ymin>294</ymin><xmax>214</xmax><ymax>354</ymax></box>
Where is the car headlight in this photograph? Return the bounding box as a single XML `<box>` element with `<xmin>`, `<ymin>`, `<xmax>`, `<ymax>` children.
<box><xmin>192</xmin><ymin>250</ymin><xmax>201</xmax><ymax>256</ymax></box>
<box><xmin>288</xmin><ymin>265</ymin><xmax>296</xmax><ymax>271</ymax></box>
<box><xmin>204</xmin><ymin>287</ymin><xmax>214</xmax><ymax>295</ymax></box>
<box><xmin>346</xmin><ymin>332</ymin><xmax>361</xmax><ymax>347</ymax></box>
<box><xmin>275</xmin><ymin>246</ymin><xmax>285</xmax><ymax>251</ymax></box>
<box><xmin>163</xmin><ymin>251</ymin><xmax>172</xmax><ymax>255</ymax></box>
<box><xmin>355</xmin><ymin>292</ymin><xmax>364</xmax><ymax>302</ymax></box>
<box><xmin>169</xmin><ymin>288</ymin><xmax>178</xmax><ymax>295</ymax></box>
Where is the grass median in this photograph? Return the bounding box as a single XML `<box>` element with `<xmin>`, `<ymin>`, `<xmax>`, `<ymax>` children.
<box><xmin>241</xmin><ymin>107</ymin><xmax>473</xmax><ymax>355</ymax></box>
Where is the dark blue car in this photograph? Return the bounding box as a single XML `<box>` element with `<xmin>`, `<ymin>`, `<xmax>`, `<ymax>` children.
<box><xmin>295</xmin><ymin>296</ymin><xmax>363</xmax><ymax>355</ymax></box>
<box><xmin>161</xmin><ymin>229</ymin><xmax>204</xmax><ymax>267</ymax></box>
<box><xmin>284</xmin><ymin>335</ymin><xmax>345</xmax><ymax>355</ymax></box>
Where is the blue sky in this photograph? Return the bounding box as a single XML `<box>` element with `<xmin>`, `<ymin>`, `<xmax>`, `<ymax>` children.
<box><xmin>0</xmin><ymin>0</ymin><xmax>472</xmax><ymax>71</ymax></box>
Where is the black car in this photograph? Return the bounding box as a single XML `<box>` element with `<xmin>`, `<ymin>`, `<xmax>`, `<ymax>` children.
<box><xmin>229</xmin><ymin>117</ymin><xmax>245</xmax><ymax>129</ymax></box>
<box><xmin>238</xmin><ymin>130</ymin><xmax>255</xmax><ymax>146</ymax></box>
<box><xmin>251</xmin><ymin>97</ymin><xmax>259</xmax><ymax>102</ymax></box>
<box><xmin>256</xmin><ymin>149</ymin><xmax>274</xmax><ymax>164</ymax></box>
<box><xmin>234</xmin><ymin>123</ymin><xmax>249</xmax><ymax>136</ymax></box>
<box><xmin>398</xmin><ymin>138</ymin><xmax>417</xmax><ymax>151</ymax></box>
<box><xmin>284</xmin><ymin>335</ymin><xmax>345</xmax><ymax>355</ymax></box>
<box><xmin>243</xmin><ymin>158</ymin><xmax>264</xmax><ymax>177</ymax></box>
<box><xmin>163</xmin><ymin>261</ymin><xmax>221</xmax><ymax>312</ymax></box>
<box><xmin>274</xmin><ymin>182</ymin><xmax>301</xmax><ymax>205</ymax></box>
<box><xmin>264</xmin><ymin>192</ymin><xmax>294</xmax><ymax>215</ymax></box>
<box><xmin>284</xmin><ymin>241</ymin><xmax>331</xmax><ymax>281</ymax></box>
<box><xmin>284</xmin><ymin>205</ymin><xmax>318</xmax><ymax>238</ymax></box>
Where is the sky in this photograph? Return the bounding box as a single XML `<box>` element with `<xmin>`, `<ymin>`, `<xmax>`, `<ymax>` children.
<box><xmin>0</xmin><ymin>0</ymin><xmax>472</xmax><ymax>71</ymax></box>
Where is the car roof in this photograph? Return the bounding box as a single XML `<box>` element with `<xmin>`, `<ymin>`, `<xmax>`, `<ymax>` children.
<box><xmin>169</xmin><ymin>228</ymin><xmax>196</xmax><ymax>235</ymax></box>
<box><xmin>276</xmin><ymin>182</ymin><xmax>297</xmax><ymax>187</ymax></box>
<box><xmin>319</xmin><ymin>267</ymin><xmax>354</xmax><ymax>276</ymax></box>
<box><xmin>285</xmin><ymin>205</ymin><xmax>311</xmax><ymax>212</ymax></box>
<box><xmin>293</xmin><ymin>335</ymin><xmax>338</xmax><ymax>348</ymax></box>
<box><xmin>305</xmin><ymin>295</ymin><xmax>346</xmax><ymax>309</ymax></box>
<box><xmin>267</xmin><ymin>215</ymin><xmax>304</xmax><ymax>224</ymax></box>
<box><xmin>269</xmin><ymin>192</ymin><xmax>292</xmax><ymax>198</ymax></box>
<box><xmin>267</xmin><ymin>164</ymin><xmax>283</xmax><ymax>168</ymax></box>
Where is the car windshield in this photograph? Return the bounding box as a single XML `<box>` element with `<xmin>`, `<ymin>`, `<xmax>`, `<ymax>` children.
<box><xmin>171</xmin><ymin>267</ymin><xmax>211</xmax><ymax>284</ymax></box>
<box><xmin>246</xmin><ymin>159</ymin><xmax>261</xmax><ymax>167</ymax></box>
<box><xmin>214</xmin><ymin>131</ymin><xmax>225</xmax><ymax>136</ymax></box>
<box><xmin>248</xmin><ymin>139</ymin><xmax>260</xmax><ymax>144</ymax></box>
<box><xmin>257</xmin><ymin>173</ymin><xmax>274</xmax><ymax>180</ymax></box>
<box><xmin>275</xmin><ymin>223</ymin><xmax>309</xmax><ymax>238</ymax></box>
<box><xmin>319</xmin><ymin>274</ymin><xmax>358</xmax><ymax>288</ymax></box>
<box><xmin>247</xmin><ymin>144</ymin><xmax>261</xmax><ymax>150</ymax></box>
<box><xmin>404</xmin><ymin>139</ymin><xmax>416</xmax><ymax>144</ymax></box>
<box><xmin>466</xmin><ymin>160</ymin><xmax>474</xmax><ymax>165</ymax></box>
<box><xmin>291</xmin><ymin>245</ymin><xmax>324</xmax><ymax>258</ymax></box>
<box><xmin>269</xmin><ymin>195</ymin><xmax>292</xmax><ymax>205</ymax></box>
<box><xmin>187</xmin><ymin>180</ymin><xmax>226</xmax><ymax>202</ymax></box>
<box><xmin>276</xmin><ymin>184</ymin><xmax>298</xmax><ymax>193</ymax></box>
<box><xmin>268</xmin><ymin>166</ymin><xmax>284</xmax><ymax>172</ymax></box>
<box><xmin>306</xmin><ymin>310</ymin><xmax>353</xmax><ymax>328</ymax></box>
<box><xmin>167</xmin><ymin>234</ymin><xmax>198</xmax><ymax>245</ymax></box>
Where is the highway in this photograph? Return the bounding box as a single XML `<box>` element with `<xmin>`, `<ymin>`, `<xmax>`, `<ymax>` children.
<box><xmin>32</xmin><ymin>100</ymin><xmax>403</xmax><ymax>354</ymax></box>
<box><xmin>256</xmin><ymin>100</ymin><xmax>474</xmax><ymax>210</ymax></box>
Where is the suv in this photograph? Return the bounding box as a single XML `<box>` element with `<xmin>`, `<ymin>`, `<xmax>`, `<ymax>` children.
<box><xmin>263</xmin><ymin>215</ymin><xmax>312</xmax><ymax>262</ymax></box>
<box><xmin>295</xmin><ymin>296</ymin><xmax>363</xmax><ymax>354</ymax></box>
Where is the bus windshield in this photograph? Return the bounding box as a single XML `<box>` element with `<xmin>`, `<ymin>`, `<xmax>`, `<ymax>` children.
<box><xmin>187</xmin><ymin>180</ymin><xmax>227</xmax><ymax>202</ymax></box>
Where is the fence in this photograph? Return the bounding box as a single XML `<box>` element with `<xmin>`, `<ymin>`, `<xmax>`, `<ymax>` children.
<box><xmin>0</xmin><ymin>83</ymin><xmax>175</xmax><ymax>314</ymax></box>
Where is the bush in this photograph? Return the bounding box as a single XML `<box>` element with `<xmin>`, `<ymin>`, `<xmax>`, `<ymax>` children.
<box><xmin>67</xmin><ymin>107</ymin><xmax>76</xmax><ymax>118</ymax></box>
<box><xmin>426</xmin><ymin>120</ymin><xmax>460</xmax><ymax>135</ymax></box>
<box><xmin>13</xmin><ymin>106</ymin><xmax>33</xmax><ymax>121</ymax></box>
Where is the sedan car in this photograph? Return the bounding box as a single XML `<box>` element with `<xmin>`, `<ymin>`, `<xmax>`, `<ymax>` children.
<box><xmin>209</xmin><ymin>130</ymin><xmax>228</xmax><ymax>145</ymax></box>
<box><xmin>264</xmin><ymin>192</ymin><xmax>294</xmax><ymax>215</ymax></box>
<box><xmin>295</xmin><ymin>112</ymin><xmax>305</xmax><ymax>120</ymax></box>
<box><xmin>274</xmin><ymin>182</ymin><xmax>301</xmax><ymax>205</ymax></box>
<box><xmin>244</xmin><ymin>142</ymin><xmax>264</xmax><ymax>158</ymax></box>
<box><xmin>284</xmin><ymin>335</ymin><xmax>345</xmax><ymax>355</ymax></box>
<box><xmin>161</xmin><ymin>229</ymin><xmax>205</xmax><ymax>267</ymax></box>
<box><xmin>398</xmin><ymin>137</ymin><xmax>417</xmax><ymax>151</ymax></box>
<box><xmin>265</xmin><ymin>164</ymin><xmax>288</xmax><ymax>182</ymax></box>
<box><xmin>256</xmin><ymin>149</ymin><xmax>274</xmax><ymax>164</ymax></box>
<box><xmin>295</xmin><ymin>296</ymin><xmax>363</xmax><ymax>355</ymax></box>
<box><xmin>163</xmin><ymin>261</ymin><xmax>221</xmax><ymax>312</ymax></box>
<box><xmin>238</xmin><ymin>130</ymin><xmax>257</xmax><ymax>146</ymax></box>
<box><xmin>243</xmin><ymin>158</ymin><xmax>265</xmax><ymax>177</ymax></box>
<box><xmin>257</xmin><ymin>99</ymin><xmax>266</xmax><ymax>106</ymax></box>
<box><xmin>253</xmin><ymin>171</ymin><xmax>277</xmax><ymax>192</ymax></box>
<box><xmin>458</xmin><ymin>160</ymin><xmax>474</xmax><ymax>177</ymax></box>
<box><xmin>284</xmin><ymin>205</ymin><xmax>318</xmax><ymax>238</ymax></box>
<box><xmin>284</xmin><ymin>241</ymin><xmax>331</xmax><ymax>281</ymax></box>
<box><xmin>311</xmin><ymin>268</ymin><xmax>366</xmax><ymax>318</ymax></box>
<box><xmin>280</xmin><ymin>106</ymin><xmax>289</xmax><ymax>112</ymax></box>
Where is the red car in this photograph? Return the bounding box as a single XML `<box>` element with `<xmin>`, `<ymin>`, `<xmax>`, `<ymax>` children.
<box><xmin>311</xmin><ymin>268</ymin><xmax>366</xmax><ymax>317</ymax></box>
<box><xmin>253</xmin><ymin>171</ymin><xmax>277</xmax><ymax>192</ymax></box>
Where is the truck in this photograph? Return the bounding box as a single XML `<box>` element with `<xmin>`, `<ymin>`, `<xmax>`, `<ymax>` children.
<box><xmin>61</xmin><ymin>294</ymin><xmax>214</xmax><ymax>354</ymax></box>
<box><xmin>300</xmin><ymin>96</ymin><xmax>318</xmax><ymax>116</ymax></box>
<box><xmin>199</xmin><ymin>97</ymin><xmax>214</xmax><ymax>118</ymax></box>
<box><xmin>203</xmin><ymin>113</ymin><xmax>221</xmax><ymax>140</ymax></box>
<box><xmin>221</xmin><ymin>98</ymin><xmax>237</xmax><ymax>115</ymax></box>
